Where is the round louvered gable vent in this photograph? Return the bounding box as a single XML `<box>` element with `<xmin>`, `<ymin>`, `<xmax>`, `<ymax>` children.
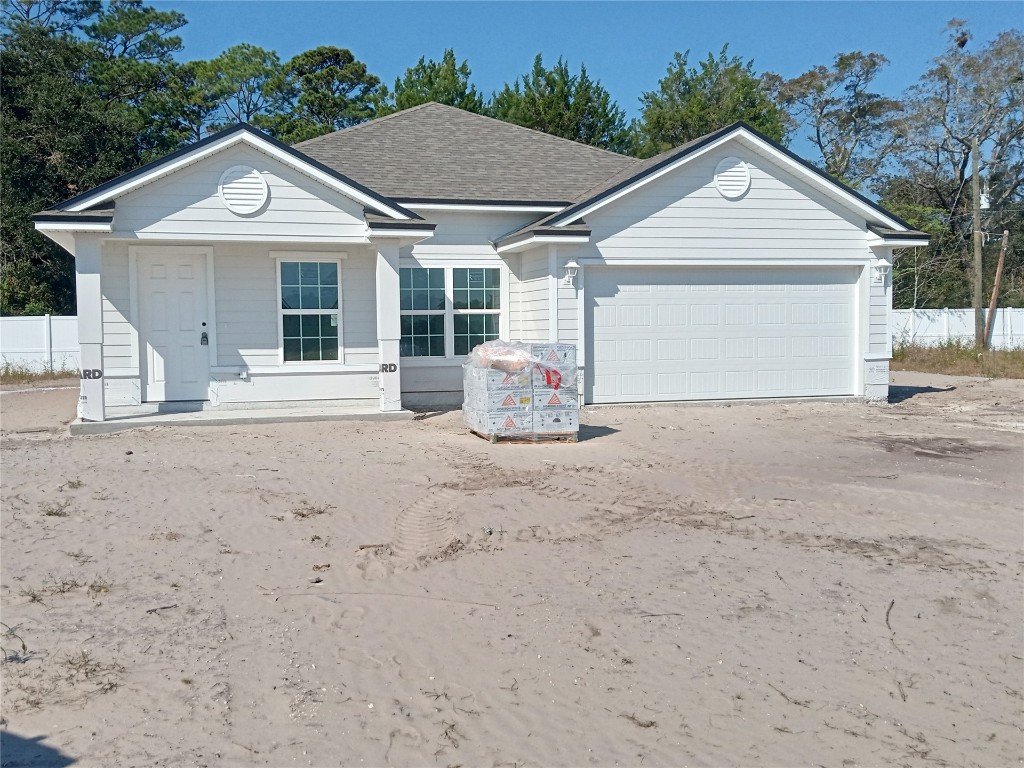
<box><xmin>714</xmin><ymin>157</ymin><xmax>751</xmax><ymax>199</ymax></box>
<box><xmin>219</xmin><ymin>166</ymin><xmax>269</xmax><ymax>215</ymax></box>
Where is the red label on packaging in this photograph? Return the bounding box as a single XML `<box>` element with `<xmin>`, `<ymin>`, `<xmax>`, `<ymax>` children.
<box><xmin>546</xmin><ymin>349</ymin><xmax>560</xmax><ymax>361</ymax></box>
<box><xmin>501</xmin><ymin>394</ymin><xmax>516</xmax><ymax>406</ymax></box>
<box><xmin>503</xmin><ymin>416</ymin><xmax>516</xmax><ymax>428</ymax></box>
<box><xmin>548</xmin><ymin>392</ymin><xmax>562</xmax><ymax>405</ymax></box>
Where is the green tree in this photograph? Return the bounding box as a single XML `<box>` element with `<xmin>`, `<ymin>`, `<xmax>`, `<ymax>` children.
<box><xmin>882</xmin><ymin>21</ymin><xmax>1024</xmax><ymax>308</ymax></box>
<box><xmin>490</xmin><ymin>54</ymin><xmax>632</xmax><ymax>153</ymax></box>
<box><xmin>636</xmin><ymin>46</ymin><xmax>788</xmax><ymax>157</ymax></box>
<box><xmin>267</xmin><ymin>46</ymin><xmax>384</xmax><ymax>143</ymax></box>
<box><xmin>202</xmin><ymin>43</ymin><xmax>286</xmax><ymax>129</ymax></box>
<box><xmin>377</xmin><ymin>48</ymin><xmax>485</xmax><ymax>115</ymax></box>
<box><xmin>780</xmin><ymin>51</ymin><xmax>901</xmax><ymax>186</ymax></box>
<box><xmin>0</xmin><ymin>0</ymin><xmax>185</xmax><ymax>314</ymax></box>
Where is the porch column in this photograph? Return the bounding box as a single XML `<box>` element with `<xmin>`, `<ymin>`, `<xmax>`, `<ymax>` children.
<box><xmin>375</xmin><ymin>243</ymin><xmax>402</xmax><ymax>412</ymax></box>
<box><xmin>75</xmin><ymin>235</ymin><xmax>105</xmax><ymax>422</ymax></box>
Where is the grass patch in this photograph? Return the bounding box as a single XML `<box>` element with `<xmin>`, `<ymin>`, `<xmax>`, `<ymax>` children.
<box><xmin>291</xmin><ymin>500</ymin><xmax>334</xmax><ymax>519</ymax></box>
<box><xmin>40</xmin><ymin>500</ymin><xmax>71</xmax><ymax>517</ymax></box>
<box><xmin>0</xmin><ymin>360</ymin><xmax>79</xmax><ymax>385</ymax></box>
<box><xmin>891</xmin><ymin>341</ymin><xmax>1024</xmax><ymax>379</ymax></box>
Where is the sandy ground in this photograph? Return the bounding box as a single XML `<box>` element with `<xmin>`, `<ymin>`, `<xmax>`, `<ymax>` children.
<box><xmin>1</xmin><ymin>373</ymin><xmax>1021</xmax><ymax>768</ymax></box>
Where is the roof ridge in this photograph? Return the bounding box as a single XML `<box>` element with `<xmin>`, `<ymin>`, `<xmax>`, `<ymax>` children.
<box><xmin>298</xmin><ymin>102</ymin><xmax>640</xmax><ymax>162</ymax></box>
<box><xmin>295</xmin><ymin>102</ymin><xmax>442</xmax><ymax>147</ymax></box>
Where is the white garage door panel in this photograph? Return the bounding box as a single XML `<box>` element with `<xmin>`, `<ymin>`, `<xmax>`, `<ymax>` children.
<box><xmin>586</xmin><ymin>267</ymin><xmax>857</xmax><ymax>403</ymax></box>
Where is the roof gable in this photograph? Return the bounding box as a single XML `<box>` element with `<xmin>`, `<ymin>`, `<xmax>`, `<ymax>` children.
<box><xmin>545</xmin><ymin>123</ymin><xmax>917</xmax><ymax>231</ymax></box>
<box><xmin>44</xmin><ymin>123</ymin><xmax>418</xmax><ymax>221</ymax></box>
<box><xmin>296</xmin><ymin>102</ymin><xmax>638</xmax><ymax>204</ymax></box>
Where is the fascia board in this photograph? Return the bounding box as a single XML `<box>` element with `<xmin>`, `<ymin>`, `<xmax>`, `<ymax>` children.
<box><xmin>495</xmin><ymin>234</ymin><xmax>590</xmax><ymax>254</ymax></box>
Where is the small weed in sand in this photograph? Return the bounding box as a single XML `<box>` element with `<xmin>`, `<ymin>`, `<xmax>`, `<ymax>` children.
<box><xmin>88</xmin><ymin>577</ymin><xmax>112</xmax><ymax>598</ymax></box>
<box><xmin>18</xmin><ymin>586</ymin><xmax>46</xmax><ymax>604</ymax></box>
<box><xmin>45</xmin><ymin>575</ymin><xmax>83</xmax><ymax>595</ymax></box>
<box><xmin>1</xmin><ymin>623</ymin><xmax>30</xmax><ymax>663</ymax></box>
<box><xmin>0</xmin><ymin>360</ymin><xmax>78</xmax><ymax>385</ymax></box>
<box><xmin>40</xmin><ymin>499</ymin><xmax>71</xmax><ymax>517</ymax></box>
<box><xmin>291</xmin><ymin>500</ymin><xmax>334</xmax><ymax>519</ymax></box>
<box><xmin>181</xmin><ymin>677</ymin><xmax>193</xmax><ymax>685</ymax></box>
<box><xmin>64</xmin><ymin>549</ymin><xmax>94</xmax><ymax>565</ymax></box>
<box><xmin>58</xmin><ymin>478</ymin><xmax>84</xmax><ymax>491</ymax></box>
<box><xmin>892</xmin><ymin>341</ymin><xmax>1024</xmax><ymax>378</ymax></box>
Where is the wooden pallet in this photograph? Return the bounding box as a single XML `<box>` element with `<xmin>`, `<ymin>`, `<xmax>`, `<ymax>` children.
<box><xmin>469</xmin><ymin>429</ymin><xmax>578</xmax><ymax>444</ymax></box>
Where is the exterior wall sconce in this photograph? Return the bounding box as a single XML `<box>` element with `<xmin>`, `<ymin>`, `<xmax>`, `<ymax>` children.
<box><xmin>872</xmin><ymin>260</ymin><xmax>891</xmax><ymax>285</ymax></box>
<box><xmin>563</xmin><ymin>260</ymin><xmax>580</xmax><ymax>287</ymax></box>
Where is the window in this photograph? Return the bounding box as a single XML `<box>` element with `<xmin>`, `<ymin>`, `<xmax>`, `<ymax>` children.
<box><xmin>400</xmin><ymin>267</ymin><xmax>445</xmax><ymax>357</ymax></box>
<box><xmin>280</xmin><ymin>261</ymin><xmax>339</xmax><ymax>362</ymax></box>
<box><xmin>399</xmin><ymin>266</ymin><xmax>501</xmax><ymax>357</ymax></box>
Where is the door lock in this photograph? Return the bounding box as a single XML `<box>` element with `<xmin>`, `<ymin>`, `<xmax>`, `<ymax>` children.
<box><xmin>200</xmin><ymin>331</ymin><xmax>209</xmax><ymax>346</ymax></box>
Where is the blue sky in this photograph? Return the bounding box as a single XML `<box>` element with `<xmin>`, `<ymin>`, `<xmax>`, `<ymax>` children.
<box><xmin>152</xmin><ymin>0</ymin><xmax>1018</xmax><ymax>125</ymax></box>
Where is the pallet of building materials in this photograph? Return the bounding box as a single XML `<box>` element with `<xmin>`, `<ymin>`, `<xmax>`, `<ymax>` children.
<box><xmin>463</xmin><ymin>340</ymin><xmax>580</xmax><ymax>443</ymax></box>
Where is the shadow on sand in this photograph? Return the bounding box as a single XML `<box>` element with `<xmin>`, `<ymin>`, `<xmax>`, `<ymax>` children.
<box><xmin>1</xmin><ymin>731</ymin><xmax>76</xmax><ymax>767</ymax></box>
<box><xmin>888</xmin><ymin>385</ymin><xmax>957</xmax><ymax>404</ymax></box>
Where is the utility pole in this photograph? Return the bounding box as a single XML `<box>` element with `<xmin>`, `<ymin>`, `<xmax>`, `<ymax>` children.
<box><xmin>983</xmin><ymin>230</ymin><xmax>1010</xmax><ymax>348</ymax></box>
<box><xmin>972</xmin><ymin>138</ymin><xmax>984</xmax><ymax>348</ymax></box>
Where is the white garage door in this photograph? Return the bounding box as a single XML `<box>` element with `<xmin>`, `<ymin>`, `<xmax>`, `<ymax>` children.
<box><xmin>586</xmin><ymin>266</ymin><xmax>858</xmax><ymax>403</ymax></box>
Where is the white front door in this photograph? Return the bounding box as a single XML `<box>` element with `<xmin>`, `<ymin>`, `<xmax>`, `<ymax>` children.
<box><xmin>586</xmin><ymin>266</ymin><xmax>858</xmax><ymax>403</ymax></box>
<box><xmin>138</xmin><ymin>252</ymin><xmax>210</xmax><ymax>402</ymax></box>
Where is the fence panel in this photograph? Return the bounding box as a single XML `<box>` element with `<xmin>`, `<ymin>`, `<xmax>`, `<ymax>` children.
<box><xmin>0</xmin><ymin>315</ymin><xmax>80</xmax><ymax>371</ymax></box>
<box><xmin>892</xmin><ymin>308</ymin><xmax>1024</xmax><ymax>350</ymax></box>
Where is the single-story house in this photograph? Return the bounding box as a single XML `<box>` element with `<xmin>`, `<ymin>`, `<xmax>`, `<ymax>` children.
<box><xmin>34</xmin><ymin>102</ymin><xmax>928</xmax><ymax>422</ymax></box>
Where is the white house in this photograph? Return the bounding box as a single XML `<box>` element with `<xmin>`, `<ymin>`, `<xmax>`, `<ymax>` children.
<box><xmin>34</xmin><ymin>103</ymin><xmax>928</xmax><ymax>422</ymax></box>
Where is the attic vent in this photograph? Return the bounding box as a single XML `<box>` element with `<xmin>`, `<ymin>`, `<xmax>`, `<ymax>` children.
<box><xmin>714</xmin><ymin>157</ymin><xmax>750</xmax><ymax>199</ymax></box>
<box><xmin>219</xmin><ymin>166</ymin><xmax>269</xmax><ymax>215</ymax></box>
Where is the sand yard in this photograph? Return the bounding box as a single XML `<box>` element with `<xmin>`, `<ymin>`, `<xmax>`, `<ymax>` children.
<box><xmin>1</xmin><ymin>372</ymin><xmax>1022</xmax><ymax>767</ymax></box>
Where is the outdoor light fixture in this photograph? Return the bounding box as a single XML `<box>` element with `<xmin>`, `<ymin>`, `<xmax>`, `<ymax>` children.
<box><xmin>563</xmin><ymin>260</ymin><xmax>580</xmax><ymax>287</ymax></box>
<box><xmin>873</xmin><ymin>260</ymin><xmax>891</xmax><ymax>285</ymax></box>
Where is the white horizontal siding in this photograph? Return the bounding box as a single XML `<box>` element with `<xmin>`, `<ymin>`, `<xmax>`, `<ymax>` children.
<box><xmin>589</xmin><ymin>150</ymin><xmax>868</xmax><ymax>260</ymax></box>
<box><xmin>115</xmin><ymin>145</ymin><xmax>367</xmax><ymax>241</ymax></box>
<box><xmin>212</xmin><ymin>244</ymin><xmax>375</xmax><ymax>368</ymax></box>
<box><xmin>518</xmin><ymin>251</ymin><xmax>549</xmax><ymax>342</ymax></box>
<box><xmin>868</xmin><ymin>281</ymin><xmax>889</xmax><ymax>354</ymax></box>
<box><xmin>101</xmin><ymin>243</ymin><xmax>134</xmax><ymax>371</ymax></box>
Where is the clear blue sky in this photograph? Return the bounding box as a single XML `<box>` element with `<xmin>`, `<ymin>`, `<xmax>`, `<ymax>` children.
<box><xmin>151</xmin><ymin>0</ymin><xmax>1019</xmax><ymax>125</ymax></box>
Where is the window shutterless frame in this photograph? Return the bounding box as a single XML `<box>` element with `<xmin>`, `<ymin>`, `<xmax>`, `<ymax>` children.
<box><xmin>397</xmin><ymin>263</ymin><xmax>509</xmax><ymax>362</ymax></box>
<box><xmin>271</xmin><ymin>252</ymin><xmax>346</xmax><ymax>365</ymax></box>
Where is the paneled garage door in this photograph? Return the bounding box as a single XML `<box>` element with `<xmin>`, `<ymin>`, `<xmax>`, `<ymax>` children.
<box><xmin>585</xmin><ymin>266</ymin><xmax>858</xmax><ymax>403</ymax></box>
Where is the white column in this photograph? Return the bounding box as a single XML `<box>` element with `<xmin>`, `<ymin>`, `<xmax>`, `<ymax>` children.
<box><xmin>375</xmin><ymin>243</ymin><xmax>402</xmax><ymax>412</ymax></box>
<box><xmin>75</xmin><ymin>235</ymin><xmax>105</xmax><ymax>421</ymax></box>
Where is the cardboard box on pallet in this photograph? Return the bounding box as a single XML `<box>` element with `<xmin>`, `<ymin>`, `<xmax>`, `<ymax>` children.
<box><xmin>533</xmin><ymin>409</ymin><xmax>579</xmax><ymax>433</ymax></box>
<box><xmin>532</xmin><ymin>386</ymin><xmax>579</xmax><ymax>410</ymax></box>
<box><xmin>531</xmin><ymin>364</ymin><xmax>576</xmax><ymax>390</ymax></box>
<box><xmin>464</xmin><ymin>388</ymin><xmax>533</xmax><ymax>413</ymax></box>
<box><xmin>463</xmin><ymin>366</ymin><xmax>532</xmax><ymax>391</ymax></box>
<box><xmin>530</xmin><ymin>343</ymin><xmax>577</xmax><ymax>370</ymax></box>
<box><xmin>464</xmin><ymin>409</ymin><xmax>533</xmax><ymax>435</ymax></box>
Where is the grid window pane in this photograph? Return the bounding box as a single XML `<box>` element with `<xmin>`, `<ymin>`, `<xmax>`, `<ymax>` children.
<box><xmin>453</xmin><ymin>268</ymin><xmax>500</xmax><ymax>310</ymax></box>
<box><xmin>400</xmin><ymin>310</ymin><xmax>445</xmax><ymax>357</ymax></box>
<box><xmin>400</xmin><ymin>267</ymin><xmax>445</xmax><ymax>311</ymax></box>
<box><xmin>281</xmin><ymin>261</ymin><xmax>340</xmax><ymax>362</ymax></box>
<box><xmin>453</xmin><ymin>312</ymin><xmax>499</xmax><ymax>356</ymax></box>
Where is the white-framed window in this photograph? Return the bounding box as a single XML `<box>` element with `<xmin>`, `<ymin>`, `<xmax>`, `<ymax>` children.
<box><xmin>279</xmin><ymin>260</ymin><xmax>340</xmax><ymax>362</ymax></box>
<box><xmin>399</xmin><ymin>266</ymin><xmax>501</xmax><ymax>358</ymax></box>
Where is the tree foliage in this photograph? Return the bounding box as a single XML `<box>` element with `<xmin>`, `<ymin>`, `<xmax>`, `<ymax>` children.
<box><xmin>490</xmin><ymin>54</ymin><xmax>632</xmax><ymax>153</ymax></box>
<box><xmin>378</xmin><ymin>48</ymin><xmax>485</xmax><ymax>115</ymax></box>
<box><xmin>780</xmin><ymin>51</ymin><xmax>901</xmax><ymax>186</ymax></box>
<box><xmin>882</xmin><ymin>21</ymin><xmax>1024</xmax><ymax>308</ymax></box>
<box><xmin>635</xmin><ymin>46</ymin><xmax>788</xmax><ymax>157</ymax></box>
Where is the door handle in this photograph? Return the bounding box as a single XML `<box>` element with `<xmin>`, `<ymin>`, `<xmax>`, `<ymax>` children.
<box><xmin>201</xmin><ymin>331</ymin><xmax>209</xmax><ymax>346</ymax></box>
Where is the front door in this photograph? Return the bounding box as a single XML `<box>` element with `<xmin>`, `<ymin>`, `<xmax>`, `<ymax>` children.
<box><xmin>138</xmin><ymin>251</ymin><xmax>210</xmax><ymax>402</ymax></box>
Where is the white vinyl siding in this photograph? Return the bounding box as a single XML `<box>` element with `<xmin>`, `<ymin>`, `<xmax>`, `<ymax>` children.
<box><xmin>587</xmin><ymin>149</ymin><xmax>868</xmax><ymax>260</ymax></box>
<box><xmin>100</xmin><ymin>243</ymin><xmax>133</xmax><ymax>372</ymax></box>
<box><xmin>868</xmin><ymin>280</ymin><xmax>889</xmax><ymax>355</ymax></box>
<box><xmin>114</xmin><ymin>145</ymin><xmax>368</xmax><ymax>242</ymax></box>
<box><xmin>340</xmin><ymin>252</ymin><xmax>378</xmax><ymax>365</ymax></box>
<box><xmin>518</xmin><ymin>251</ymin><xmax>549</xmax><ymax>342</ymax></box>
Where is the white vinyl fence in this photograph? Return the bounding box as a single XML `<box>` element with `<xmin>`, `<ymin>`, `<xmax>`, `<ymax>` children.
<box><xmin>893</xmin><ymin>308</ymin><xmax>1024</xmax><ymax>350</ymax></box>
<box><xmin>0</xmin><ymin>315</ymin><xmax>80</xmax><ymax>372</ymax></box>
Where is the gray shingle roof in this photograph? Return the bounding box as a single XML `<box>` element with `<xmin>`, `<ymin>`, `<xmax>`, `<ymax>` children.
<box><xmin>295</xmin><ymin>103</ymin><xmax>638</xmax><ymax>204</ymax></box>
